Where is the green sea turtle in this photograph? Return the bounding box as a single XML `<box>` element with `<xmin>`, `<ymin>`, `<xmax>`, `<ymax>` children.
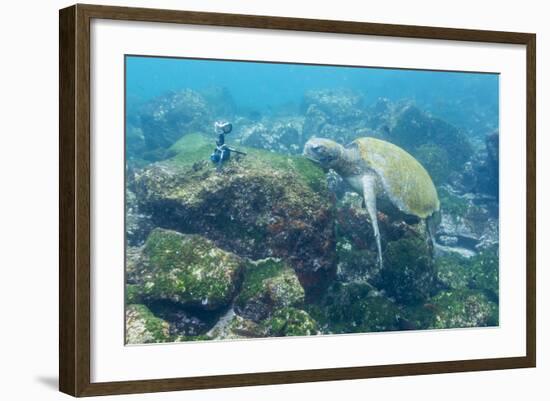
<box><xmin>303</xmin><ymin>137</ymin><xmax>440</xmax><ymax>269</ymax></box>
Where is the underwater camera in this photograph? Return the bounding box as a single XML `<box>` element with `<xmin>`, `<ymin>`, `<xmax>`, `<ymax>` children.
<box><xmin>215</xmin><ymin>121</ymin><xmax>233</xmax><ymax>135</ymax></box>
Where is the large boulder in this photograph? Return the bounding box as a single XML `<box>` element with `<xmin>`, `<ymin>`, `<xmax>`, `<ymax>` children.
<box><xmin>302</xmin><ymin>89</ymin><xmax>368</xmax><ymax>144</ymax></box>
<box><xmin>200</xmin><ymin>86</ymin><xmax>236</xmax><ymax>119</ymax></box>
<box><xmin>368</xmin><ymin>103</ymin><xmax>473</xmax><ymax>185</ymax></box>
<box><xmin>237</xmin><ymin>117</ymin><xmax>305</xmax><ymax>154</ymax></box>
<box><xmin>138</xmin><ymin>89</ymin><xmax>212</xmax><ymax>155</ymax></box>
<box><xmin>302</xmin><ymin>89</ymin><xmax>365</xmax><ymax>124</ymax></box>
<box><xmin>134</xmin><ymin>228</ymin><xmax>246</xmax><ymax>310</ymax></box>
<box><xmin>423</xmin><ymin>93</ymin><xmax>499</xmax><ymax>139</ymax></box>
<box><xmin>126</xmin><ymin>124</ymin><xmax>146</xmax><ymax>158</ymax></box>
<box><xmin>449</xmin><ymin>131</ymin><xmax>499</xmax><ymax>197</ymax></box>
<box><xmin>132</xmin><ymin>133</ymin><xmax>336</xmax><ymax>286</ymax></box>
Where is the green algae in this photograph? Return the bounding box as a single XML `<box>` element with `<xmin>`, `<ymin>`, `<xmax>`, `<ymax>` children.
<box><xmin>168</xmin><ymin>132</ymin><xmax>213</xmax><ymax>167</ymax></box>
<box><xmin>165</xmin><ymin>132</ymin><xmax>328</xmax><ymax>195</ymax></box>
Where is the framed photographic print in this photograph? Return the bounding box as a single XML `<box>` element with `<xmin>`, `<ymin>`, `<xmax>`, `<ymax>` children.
<box><xmin>59</xmin><ymin>4</ymin><xmax>536</xmax><ymax>397</ymax></box>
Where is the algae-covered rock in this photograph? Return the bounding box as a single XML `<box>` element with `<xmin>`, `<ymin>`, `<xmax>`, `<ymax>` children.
<box><xmin>133</xmin><ymin>133</ymin><xmax>335</xmax><ymax>282</ymax></box>
<box><xmin>126</xmin><ymin>125</ymin><xmax>146</xmax><ymax>158</ymax></box>
<box><xmin>399</xmin><ymin>303</ymin><xmax>437</xmax><ymax>330</ymax></box>
<box><xmin>125</xmin><ymin>304</ymin><xmax>171</xmax><ymax>344</ymax></box>
<box><xmin>431</xmin><ymin>290</ymin><xmax>498</xmax><ymax>328</ymax></box>
<box><xmin>386</xmin><ymin>104</ymin><xmax>473</xmax><ymax>173</ymax></box>
<box><xmin>438</xmin><ymin>186</ymin><xmax>470</xmax><ymax>216</ymax></box>
<box><xmin>302</xmin><ymin>89</ymin><xmax>367</xmax><ymax>144</ymax></box>
<box><xmin>400</xmin><ymin>286</ymin><xmax>498</xmax><ymax>331</ymax></box>
<box><xmin>484</xmin><ymin>132</ymin><xmax>499</xmax><ymax>196</ymax></box>
<box><xmin>437</xmin><ymin>187</ymin><xmax>499</xmax><ymax>252</ymax></box>
<box><xmin>260</xmin><ymin>307</ymin><xmax>318</xmax><ymax>337</ymax></box>
<box><xmin>449</xmin><ymin>132</ymin><xmax>499</xmax><ymax>197</ymax></box>
<box><xmin>309</xmin><ymin>282</ymin><xmax>401</xmax><ymax>334</ymax></box>
<box><xmin>125</xmin><ymin>284</ymin><xmax>143</xmax><ymax>305</ymax></box>
<box><xmin>200</xmin><ymin>86</ymin><xmax>236</xmax><ymax>119</ymax></box>
<box><xmin>334</xmin><ymin>191</ymin><xmax>433</xmax><ymax>285</ymax></box>
<box><xmin>413</xmin><ymin>143</ymin><xmax>451</xmax><ymax>185</ymax></box>
<box><xmin>126</xmin><ymin>187</ymin><xmax>153</xmax><ymax>246</ymax></box>
<box><xmin>237</xmin><ymin>117</ymin><xmax>304</xmax><ymax>154</ymax></box>
<box><xmin>335</xmin><ymin>192</ymin><xmax>376</xmax><ymax>251</ymax></box>
<box><xmin>235</xmin><ymin>258</ymin><xmax>305</xmax><ymax>322</ymax></box>
<box><xmin>335</xmin><ymin>241</ymin><xmax>378</xmax><ymax>284</ymax></box>
<box><xmin>379</xmin><ymin>235</ymin><xmax>436</xmax><ymax>303</ymax></box>
<box><xmin>136</xmin><ymin>228</ymin><xmax>245</xmax><ymax>310</ymax></box>
<box><xmin>125</xmin><ymin>246</ymin><xmax>142</xmax><ymax>284</ymax></box>
<box><xmin>434</xmin><ymin>253</ymin><xmax>471</xmax><ymax>290</ymax></box>
<box><xmin>467</xmin><ymin>246</ymin><xmax>499</xmax><ymax>297</ymax></box>
<box><xmin>302</xmin><ymin>89</ymin><xmax>365</xmax><ymax>124</ymax></box>
<box><xmin>146</xmin><ymin>300</ymin><xmax>212</xmax><ymax>338</ymax></box>
<box><xmin>207</xmin><ymin>309</ymin><xmax>264</xmax><ymax>340</ymax></box>
<box><xmin>436</xmin><ymin>245</ymin><xmax>498</xmax><ymax>299</ymax></box>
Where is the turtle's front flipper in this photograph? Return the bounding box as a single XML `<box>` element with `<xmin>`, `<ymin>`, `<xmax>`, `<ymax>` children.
<box><xmin>362</xmin><ymin>173</ymin><xmax>383</xmax><ymax>270</ymax></box>
<box><xmin>425</xmin><ymin>210</ymin><xmax>441</xmax><ymax>256</ymax></box>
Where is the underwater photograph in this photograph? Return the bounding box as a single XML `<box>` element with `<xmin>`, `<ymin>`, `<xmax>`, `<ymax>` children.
<box><xmin>124</xmin><ymin>55</ymin><xmax>499</xmax><ymax>345</ymax></box>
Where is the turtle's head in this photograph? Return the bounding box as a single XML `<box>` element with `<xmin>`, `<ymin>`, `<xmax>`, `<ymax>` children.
<box><xmin>303</xmin><ymin>137</ymin><xmax>344</xmax><ymax>170</ymax></box>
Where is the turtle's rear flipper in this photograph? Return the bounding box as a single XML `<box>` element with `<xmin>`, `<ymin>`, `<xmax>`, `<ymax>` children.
<box><xmin>362</xmin><ymin>173</ymin><xmax>383</xmax><ymax>270</ymax></box>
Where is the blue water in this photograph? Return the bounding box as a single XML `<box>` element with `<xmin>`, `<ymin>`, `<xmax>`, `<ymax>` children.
<box><xmin>126</xmin><ymin>55</ymin><xmax>498</xmax><ymax>132</ymax></box>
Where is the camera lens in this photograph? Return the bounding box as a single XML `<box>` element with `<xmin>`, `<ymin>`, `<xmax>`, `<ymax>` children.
<box><xmin>222</xmin><ymin>123</ymin><xmax>232</xmax><ymax>134</ymax></box>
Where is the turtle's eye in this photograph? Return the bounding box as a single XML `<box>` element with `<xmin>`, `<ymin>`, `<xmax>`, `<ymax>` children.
<box><xmin>313</xmin><ymin>145</ymin><xmax>327</xmax><ymax>155</ymax></box>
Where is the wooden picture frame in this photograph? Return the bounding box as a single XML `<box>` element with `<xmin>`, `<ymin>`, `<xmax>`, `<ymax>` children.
<box><xmin>59</xmin><ymin>3</ymin><xmax>536</xmax><ymax>397</ymax></box>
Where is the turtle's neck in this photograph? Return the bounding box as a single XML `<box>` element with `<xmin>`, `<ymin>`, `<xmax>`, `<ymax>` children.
<box><xmin>331</xmin><ymin>146</ymin><xmax>362</xmax><ymax>176</ymax></box>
